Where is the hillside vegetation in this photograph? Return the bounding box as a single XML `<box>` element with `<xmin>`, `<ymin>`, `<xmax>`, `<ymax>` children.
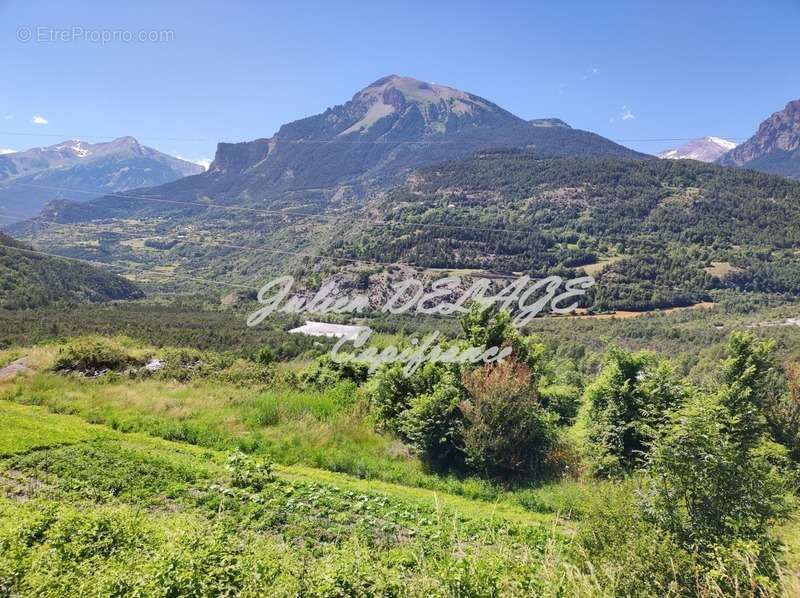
<box><xmin>15</xmin><ymin>151</ymin><xmax>800</xmax><ymax>314</ymax></box>
<box><xmin>330</xmin><ymin>152</ymin><xmax>800</xmax><ymax>310</ymax></box>
<box><xmin>0</xmin><ymin>233</ymin><xmax>143</xmax><ymax>309</ymax></box>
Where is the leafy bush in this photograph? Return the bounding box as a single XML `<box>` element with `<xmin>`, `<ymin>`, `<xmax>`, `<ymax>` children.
<box><xmin>301</xmin><ymin>354</ymin><xmax>369</xmax><ymax>389</ymax></box>
<box><xmin>460</xmin><ymin>303</ymin><xmax>546</xmax><ymax>375</ymax></box>
<box><xmin>215</xmin><ymin>359</ymin><xmax>277</xmax><ymax>386</ymax></box>
<box><xmin>585</xmin><ymin>348</ymin><xmax>688</xmax><ymax>476</ymax></box>
<box><xmin>255</xmin><ymin>346</ymin><xmax>276</xmax><ymax>365</ymax></box>
<box><xmin>369</xmin><ymin>362</ymin><xmax>445</xmax><ymax>434</ymax></box>
<box><xmin>52</xmin><ymin>336</ymin><xmax>138</xmax><ymax>373</ymax></box>
<box><xmin>226</xmin><ymin>449</ymin><xmax>274</xmax><ymax>491</ymax></box>
<box><xmin>644</xmin><ymin>393</ymin><xmax>790</xmax><ymax>553</ymax></box>
<box><xmin>539</xmin><ymin>383</ymin><xmax>581</xmax><ymax>424</ymax></box>
<box><xmin>460</xmin><ymin>360</ymin><xmax>559</xmax><ymax>479</ymax></box>
<box><xmin>399</xmin><ymin>371</ymin><xmax>465</xmax><ymax>470</ymax></box>
<box><xmin>641</xmin><ymin>333</ymin><xmax>792</xmax><ymax>589</ymax></box>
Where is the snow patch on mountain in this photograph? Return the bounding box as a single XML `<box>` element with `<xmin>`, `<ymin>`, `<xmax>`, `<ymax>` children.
<box><xmin>657</xmin><ymin>136</ymin><xmax>737</xmax><ymax>162</ymax></box>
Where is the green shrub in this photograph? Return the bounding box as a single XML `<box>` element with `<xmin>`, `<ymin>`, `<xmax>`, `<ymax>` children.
<box><xmin>52</xmin><ymin>336</ymin><xmax>137</xmax><ymax>372</ymax></box>
<box><xmin>400</xmin><ymin>371</ymin><xmax>465</xmax><ymax>470</ymax></box>
<box><xmin>302</xmin><ymin>354</ymin><xmax>369</xmax><ymax>389</ymax></box>
<box><xmin>585</xmin><ymin>348</ymin><xmax>688</xmax><ymax>476</ymax></box>
<box><xmin>216</xmin><ymin>359</ymin><xmax>277</xmax><ymax>386</ymax></box>
<box><xmin>638</xmin><ymin>333</ymin><xmax>792</xmax><ymax>592</ymax></box>
<box><xmin>226</xmin><ymin>449</ymin><xmax>274</xmax><ymax>491</ymax></box>
<box><xmin>369</xmin><ymin>362</ymin><xmax>445</xmax><ymax>434</ymax></box>
<box><xmin>255</xmin><ymin>346</ymin><xmax>276</xmax><ymax>365</ymax></box>
<box><xmin>645</xmin><ymin>394</ymin><xmax>790</xmax><ymax>550</ymax></box>
<box><xmin>540</xmin><ymin>383</ymin><xmax>581</xmax><ymax>424</ymax></box>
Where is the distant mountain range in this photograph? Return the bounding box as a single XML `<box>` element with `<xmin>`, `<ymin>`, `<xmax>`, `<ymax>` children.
<box><xmin>203</xmin><ymin>74</ymin><xmax>644</xmax><ymax>192</ymax></box>
<box><xmin>0</xmin><ymin>232</ymin><xmax>143</xmax><ymax>309</ymax></box>
<box><xmin>24</xmin><ymin>75</ymin><xmax>647</xmax><ymax>226</ymax></box>
<box><xmin>0</xmin><ymin>137</ymin><xmax>203</xmax><ymax>221</ymax></box>
<box><xmin>657</xmin><ymin>137</ymin><xmax>737</xmax><ymax>162</ymax></box>
<box><xmin>11</xmin><ymin>77</ymin><xmax>800</xmax><ymax>311</ymax></box>
<box><xmin>717</xmin><ymin>99</ymin><xmax>800</xmax><ymax>179</ymax></box>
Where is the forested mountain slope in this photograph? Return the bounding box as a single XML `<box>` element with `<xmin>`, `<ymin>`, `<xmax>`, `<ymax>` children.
<box><xmin>0</xmin><ymin>233</ymin><xmax>143</xmax><ymax>309</ymax></box>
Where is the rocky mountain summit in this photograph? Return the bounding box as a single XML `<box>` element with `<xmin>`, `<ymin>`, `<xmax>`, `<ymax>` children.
<box><xmin>717</xmin><ymin>99</ymin><xmax>800</xmax><ymax>179</ymax></box>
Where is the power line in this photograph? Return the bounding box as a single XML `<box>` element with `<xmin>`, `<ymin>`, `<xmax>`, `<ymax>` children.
<box><xmin>0</xmin><ymin>239</ymin><xmax>257</xmax><ymax>291</ymax></box>
<box><xmin>11</xmin><ymin>181</ymin><xmax>553</xmax><ymax>238</ymax></box>
<box><xmin>0</xmin><ymin>211</ymin><xmax>523</xmax><ymax>279</ymax></box>
<box><xmin>0</xmin><ymin>212</ymin><xmax>398</xmax><ymax>267</ymax></box>
<box><xmin>0</xmin><ymin>129</ymin><xmax>750</xmax><ymax>145</ymax></box>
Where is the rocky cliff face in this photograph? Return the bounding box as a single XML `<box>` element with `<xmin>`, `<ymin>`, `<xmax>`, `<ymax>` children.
<box><xmin>21</xmin><ymin>75</ymin><xmax>648</xmax><ymax>228</ymax></box>
<box><xmin>717</xmin><ymin>100</ymin><xmax>800</xmax><ymax>179</ymax></box>
<box><xmin>199</xmin><ymin>75</ymin><xmax>646</xmax><ymax>194</ymax></box>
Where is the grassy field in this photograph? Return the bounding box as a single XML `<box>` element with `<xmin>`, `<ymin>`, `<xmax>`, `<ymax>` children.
<box><xmin>2</xmin><ymin>304</ymin><xmax>800</xmax><ymax>595</ymax></box>
<box><xmin>0</xmin><ymin>349</ymin><xmax>593</xmax><ymax>509</ymax></box>
<box><xmin>0</xmin><ymin>399</ymin><xmax>569</xmax><ymax>596</ymax></box>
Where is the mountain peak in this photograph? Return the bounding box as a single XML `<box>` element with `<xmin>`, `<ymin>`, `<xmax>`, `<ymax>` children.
<box><xmin>0</xmin><ymin>136</ymin><xmax>204</xmax><ymax>220</ymax></box>
<box><xmin>357</xmin><ymin>75</ymin><xmax>478</xmax><ymax>104</ymax></box>
<box><xmin>107</xmin><ymin>136</ymin><xmax>142</xmax><ymax>151</ymax></box>
<box><xmin>335</xmin><ymin>75</ymin><xmax>513</xmax><ymax>137</ymax></box>
<box><xmin>52</xmin><ymin>139</ymin><xmax>93</xmax><ymax>158</ymax></box>
<box><xmin>657</xmin><ymin>136</ymin><xmax>737</xmax><ymax>162</ymax></box>
<box><xmin>718</xmin><ymin>98</ymin><xmax>800</xmax><ymax>175</ymax></box>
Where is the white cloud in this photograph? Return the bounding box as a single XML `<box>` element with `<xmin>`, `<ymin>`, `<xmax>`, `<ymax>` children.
<box><xmin>31</xmin><ymin>115</ymin><xmax>49</xmax><ymax>125</ymax></box>
<box><xmin>582</xmin><ymin>67</ymin><xmax>599</xmax><ymax>80</ymax></box>
<box><xmin>621</xmin><ymin>106</ymin><xmax>635</xmax><ymax>121</ymax></box>
<box><xmin>0</xmin><ymin>148</ymin><xmax>17</xmax><ymax>155</ymax></box>
<box><xmin>3</xmin><ymin>115</ymin><xmax>12</xmax><ymax>120</ymax></box>
<box><xmin>177</xmin><ymin>156</ymin><xmax>213</xmax><ymax>171</ymax></box>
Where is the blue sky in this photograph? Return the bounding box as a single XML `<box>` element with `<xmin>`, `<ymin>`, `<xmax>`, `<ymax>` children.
<box><xmin>1</xmin><ymin>0</ymin><xmax>798</xmax><ymax>163</ymax></box>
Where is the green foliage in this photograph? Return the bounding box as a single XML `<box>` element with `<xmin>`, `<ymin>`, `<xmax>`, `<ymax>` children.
<box><xmin>719</xmin><ymin>331</ymin><xmax>777</xmax><ymax>446</ymax></box>
<box><xmin>370</xmin><ymin>308</ymin><xmax>567</xmax><ymax>480</ymax></box>
<box><xmin>569</xmin><ymin>481</ymin><xmax>784</xmax><ymax>596</ymax></box>
<box><xmin>226</xmin><ymin>449</ymin><xmax>274</xmax><ymax>491</ymax></box>
<box><xmin>399</xmin><ymin>370</ymin><xmax>465</xmax><ymax>470</ymax></box>
<box><xmin>302</xmin><ymin>354</ymin><xmax>370</xmax><ymax>389</ymax></box>
<box><xmin>369</xmin><ymin>361</ymin><xmax>448</xmax><ymax>429</ymax></box>
<box><xmin>642</xmin><ymin>332</ymin><xmax>792</xmax><ymax>586</ymax></box>
<box><xmin>52</xmin><ymin>335</ymin><xmax>138</xmax><ymax>372</ymax></box>
<box><xmin>539</xmin><ymin>383</ymin><xmax>581</xmax><ymax>424</ymax></box>
<box><xmin>255</xmin><ymin>346</ymin><xmax>276</xmax><ymax>365</ymax></box>
<box><xmin>644</xmin><ymin>394</ymin><xmax>790</xmax><ymax>552</ymax></box>
<box><xmin>460</xmin><ymin>303</ymin><xmax>546</xmax><ymax>374</ymax></box>
<box><xmin>585</xmin><ymin>348</ymin><xmax>688</xmax><ymax>476</ymax></box>
<box><xmin>0</xmin><ymin>233</ymin><xmax>144</xmax><ymax>310</ymax></box>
